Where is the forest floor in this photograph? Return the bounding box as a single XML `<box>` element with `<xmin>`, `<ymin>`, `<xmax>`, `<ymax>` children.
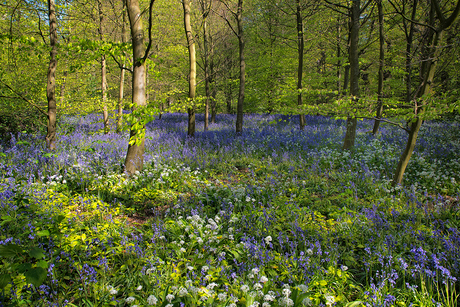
<box><xmin>0</xmin><ymin>113</ymin><xmax>459</xmax><ymax>306</ymax></box>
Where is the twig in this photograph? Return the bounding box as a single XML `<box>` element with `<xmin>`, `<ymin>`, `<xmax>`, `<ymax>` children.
<box><xmin>359</xmin><ymin>116</ymin><xmax>411</xmax><ymax>133</ymax></box>
<box><xmin>0</xmin><ymin>79</ymin><xmax>47</xmax><ymax>117</ymax></box>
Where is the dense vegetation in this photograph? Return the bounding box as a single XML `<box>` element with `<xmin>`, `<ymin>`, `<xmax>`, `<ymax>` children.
<box><xmin>1</xmin><ymin>0</ymin><xmax>460</xmax><ymax>306</ymax></box>
<box><xmin>1</xmin><ymin>113</ymin><xmax>459</xmax><ymax>306</ymax></box>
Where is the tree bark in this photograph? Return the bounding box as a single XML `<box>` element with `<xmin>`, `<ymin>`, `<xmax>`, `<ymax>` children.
<box><xmin>343</xmin><ymin>0</ymin><xmax>360</xmax><ymax>150</ymax></box>
<box><xmin>203</xmin><ymin>14</ymin><xmax>210</xmax><ymax>131</ymax></box>
<box><xmin>183</xmin><ymin>0</ymin><xmax>196</xmax><ymax>137</ymax></box>
<box><xmin>46</xmin><ymin>0</ymin><xmax>58</xmax><ymax>150</ymax></box>
<box><xmin>405</xmin><ymin>0</ymin><xmax>418</xmax><ymax>104</ymax></box>
<box><xmin>225</xmin><ymin>80</ymin><xmax>232</xmax><ymax>114</ymax></box>
<box><xmin>98</xmin><ymin>0</ymin><xmax>109</xmax><ymax>134</ymax></box>
<box><xmin>336</xmin><ymin>18</ymin><xmax>341</xmax><ymax>95</ymax></box>
<box><xmin>210</xmin><ymin>42</ymin><xmax>217</xmax><ymax>123</ymax></box>
<box><xmin>59</xmin><ymin>70</ymin><xmax>67</xmax><ymax>106</ymax></box>
<box><xmin>235</xmin><ymin>0</ymin><xmax>245</xmax><ymax>134</ymax></box>
<box><xmin>296</xmin><ymin>0</ymin><xmax>305</xmax><ymax>131</ymax></box>
<box><xmin>124</xmin><ymin>0</ymin><xmax>147</xmax><ymax>175</ymax></box>
<box><xmin>372</xmin><ymin>0</ymin><xmax>384</xmax><ymax>135</ymax></box>
<box><xmin>117</xmin><ymin>4</ymin><xmax>128</xmax><ymax>133</ymax></box>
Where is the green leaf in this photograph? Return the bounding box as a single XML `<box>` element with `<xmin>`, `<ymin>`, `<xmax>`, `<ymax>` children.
<box><xmin>0</xmin><ymin>274</ymin><xmax>11</xmax><ymax>288</ymax></box>
<box><xmin>0</xmin><ymin>244</ymin><xmax>23</xmax><ymax>257</ymax></box>
<box><xmin>25</xmin><ymin>267</ymin><xmax>47</xmax><ymax>286</ymax></box>
<box><xmin>36</xmin><ymin>260</ymin><xmax>49</xmax><ymax>269</ymax></box>
<box><xmin>29</xmin><ymin>247</ymin><xmax>46</xmax><ymax>259</ymax></box>
<box><xmin>54</xmin><ymin>215</ymin><xmax>66</xmax><ymax>224</ymax></box>
<box><xmin>36</xmin><ymin>230</ymin><xmax>50</xmax><ymax>237</ymax></box>
<box><xmin>17</xmin><ymin>263</ymin><xmax>32</xmax><ymax>273</ymax></box>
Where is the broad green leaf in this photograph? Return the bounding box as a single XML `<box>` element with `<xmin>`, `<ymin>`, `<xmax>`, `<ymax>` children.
<box><xmin>25</xmin><ymin>267</ymin><xmax>47</xmax><ymax>286</ymax></box>
<box><xmin>0</xmin><ymin>244</ymin><xmax>23</xmax><ymax>257</ymax></box>
<box><xmin>36</xmin><ymin>260</ymin><xmax>49</xmax><ymax>269</ymax></box>
<box><xmin>17</xmin><ymin>263</ymin><xmax>32</xmax><ymax>273</ymax></box>
<box><xmin>29</xmin><ymin>247</ymin><xmax>45</xmax><ymax>259</ymax></box>
<box><xmin>0</xmin><ymin>274</ymin><xmax>11</xmax><ymax>288</ymax></box>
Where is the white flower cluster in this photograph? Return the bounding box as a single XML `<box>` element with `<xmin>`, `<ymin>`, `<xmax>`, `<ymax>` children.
<box><xmin>147</xmin><ymin>295</ymin><xmax>158</xmax><ymax>305</ymax></box>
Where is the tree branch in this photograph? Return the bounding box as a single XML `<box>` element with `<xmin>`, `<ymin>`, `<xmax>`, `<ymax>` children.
<box><xmin>323</xmin><ymin>0</ymin><xmax>349</xmax><ymax>13</ymax></box>
<box><xmin>388</xmin><ymin>0</ymin><xmax>437</xmax><ymax>31</ymax></box>
<box><xmin>439</xmin><ymin>0</ymin><xmax>460</xmax><ymax>29</ymax></box>
<box><xmin>110</xmin><ymin>53</ymin><xmax>133</xmax><ymax>73</ymax></box>
<box><xmin>0</xmin><ymin>80</ymin><xmax>47</xmax><ymax>117</ymax></box>
<box><xmin>142</xmin><ymin>0</ymin><xmax>156</xmax><ymax>62</ymax></box>
<box><xmin>359</xmin><ymin>116</ymin><xmax>411</xmax><ymax>133</ymax></box>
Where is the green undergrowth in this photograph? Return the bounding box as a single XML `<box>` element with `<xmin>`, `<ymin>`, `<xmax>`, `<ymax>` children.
<box><xmin>1</xmin><ymin>153</ymin><xmax>459</xmax><ymax>306</ymax></box>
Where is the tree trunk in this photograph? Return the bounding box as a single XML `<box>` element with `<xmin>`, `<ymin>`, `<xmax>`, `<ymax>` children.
<box><xmin>372</xmin><ymin>0</ymin><xmax>384</xmax><ymax>135</ymax></box>
<box><xmin>117</xmin><ymin>4</ymin><xmax>128</xmax><ymax>133</ymax></box>
<box><xmin>342</xmin><ymin>0</ymin><xmax>360</xmax><ymax>150</ymax></box>
<box><xmin>124</xmin><ymin>0</ymin><xmax>147</xmax><ymax>175</ymax></box>
<box><xmin>203</xmin><ymin>16</ymin><xmax>210</xmax><ymax>131</ymax></box>
<box><xmin>226</xmin><ymin>81</ymin><xmax>232</xmax><ymax>114</ymax></box>
<box><xmin>98</xmin><ymin>0</ymin><xmax>109</xmax><ymax>134</ymax></box>
<box><xmin>183</xmin><ymin>0</ymin><xmax>196</xmax><ymax>137</ymax></box>
<box><xmin>46</xmin><ymin>0</ymin><xmax>57</xmax><ymax>150</ymax></box>
<box><xmin>393</xmin><ymin>0</ymin><xmax>460</xmax><ymax>185</ymax></box>
<box><xmin>59</xmin><ymin>70</ymin><xmax>67</xmax><ymax>106</ymax></box>
<box><xmin>296</xmin><ymin>0</ymin><xmax>305</xmax><ymax>131</ymax></box>
<box><xmin>210</xmin><ymin>42</ymin><xmax>217</xmax><ymax>123</ymax></box>
<box><xmin>235</xmin><ymin>0</ymin><xmax>245</xmax><ymax>134</ymax></box>
<box><xmin>336</xmin><ymin>19</ymin><xmax>341</xmax><ymax>95</ymax></box>
<box><xmin>393</xmin><ymin>31</ymin><xmax>443</xmax><ymax>184</ymax></box>
<box><xmin>405</xmin><ymin>0</ymin><xmax>418</xmax><ymax>104</ymax></box>
<box><xmin>117</xmin><ymin>66</ymin><xmax>125</xmax><ymax>133</ymax></box>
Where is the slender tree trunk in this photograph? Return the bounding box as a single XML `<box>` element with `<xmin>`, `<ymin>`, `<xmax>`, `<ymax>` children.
<box><xmin>372</xmin><ymin>0</ymin><xmax>384</xmax><ymax>135</ymax></box>
<box><xmin>98</xmin><ymin>0</ymin><xmax>109</xmax><ymax>134</ymax></box>
<box><xmin>405</xmin><ymin>0</ymin><xmax>418</xmax><ymax>104</ymax></box>
<box><xmin>124</xmin><ymin>0</ymin><xmax>147</xmax><ymax>175</ymax></box>
<box><xmin>146</xmin><ymin>63</ymin><xmax>150</xmax><ymax>101</ymax></box>
<box><xmin>46</xmin><ymin>0</ymin><xmax>57</xmax><ymax>150</ymax></box>
<box><xmin>117</xmin><ymin>66</ymin><xmax>125</xmax><ymax>133</ymax></box>
<box><xmin>117</xmin><ymin>4</ymin><xmax>128</xmax><ymax>133</ymax></box>
<box><xmin>225</xmin><ymin>50</ymin><xmax>233</xmax><ymax>114</ymax></box>
<box><xmin>235</xmin><ymin>0</ymin><xmax>245</xmax><ymax>134</ymax></box>
<box><xmin>296</xmin><ymin>0</ymin><xmax>305</xmax><ymax>130</ymax></box>
<box><xmin>342</xmin><ymin>64</ymin><xmax>350</xmax><ymax>95</ymax></box>
<box><xmin>226</xmin><ymin>81</ymin><xmax>232</xmax><ymax>114</ymax></box>
<box><xmin>343</xmin><ymin>0</ymin><xmax>360</xmax><ymax>150</ymax></box>
<box><xmin>59</xmin><ymin>70</ymin><xmax>67</xmax><ymax>106</ymax></box>
<box><xmin>203</xmin><ymin>16</ymin><xmax>210</xmax><ymax>131</ymax></box>
<box><xmin>183</xmin><ymin>0</ymin><xmax>196</xmax><ymax>137</ymax></box>
<box><xmin>336</xmin><ymin>19</ymin><xmax>341</xmax><ymax>95</ymax></box>
<box><xmin>210</xmin><ymin>42</ymin><xmax>217</xmax><ymax>123</ymax></box>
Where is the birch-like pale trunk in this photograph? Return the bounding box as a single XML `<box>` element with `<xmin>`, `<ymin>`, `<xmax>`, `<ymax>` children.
<box><xmin>124</xmin><ymin>0</ymin><xmax>147</xmax><ymax>175</ymax></box>
<box><xmin>183</xmin><ymin>0</ymin><xmax>196</xmax><ymax>137</ymax></box>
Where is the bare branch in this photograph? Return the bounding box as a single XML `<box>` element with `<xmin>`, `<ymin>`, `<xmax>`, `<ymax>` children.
<box><xmin>388</xmin><ymin>0</ymin><xmax>437</xmax><ymax>31</ymax></box>
<box><xmin>440</xmin><ymin>0</ymin><xmax>460</xmax><ymax>29</ymax></box>
<box><xmin>110</xmin><ymin>53</ymin><xmax>133</xmax><ymax>73</ymax></box>
<box><xmin>142</xmin><ymin>0</ymin><xmax>156</xmax><ymax>62</ymax></box>
<box><xmin>323</xmin><ymin>0</ymin><xmax>349</xmax><ymax>13</ymax></box>
<box><xmin>358</xmin><ymin>116</ymin><xmax>411</xmax><ymax>133</ymax></box>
